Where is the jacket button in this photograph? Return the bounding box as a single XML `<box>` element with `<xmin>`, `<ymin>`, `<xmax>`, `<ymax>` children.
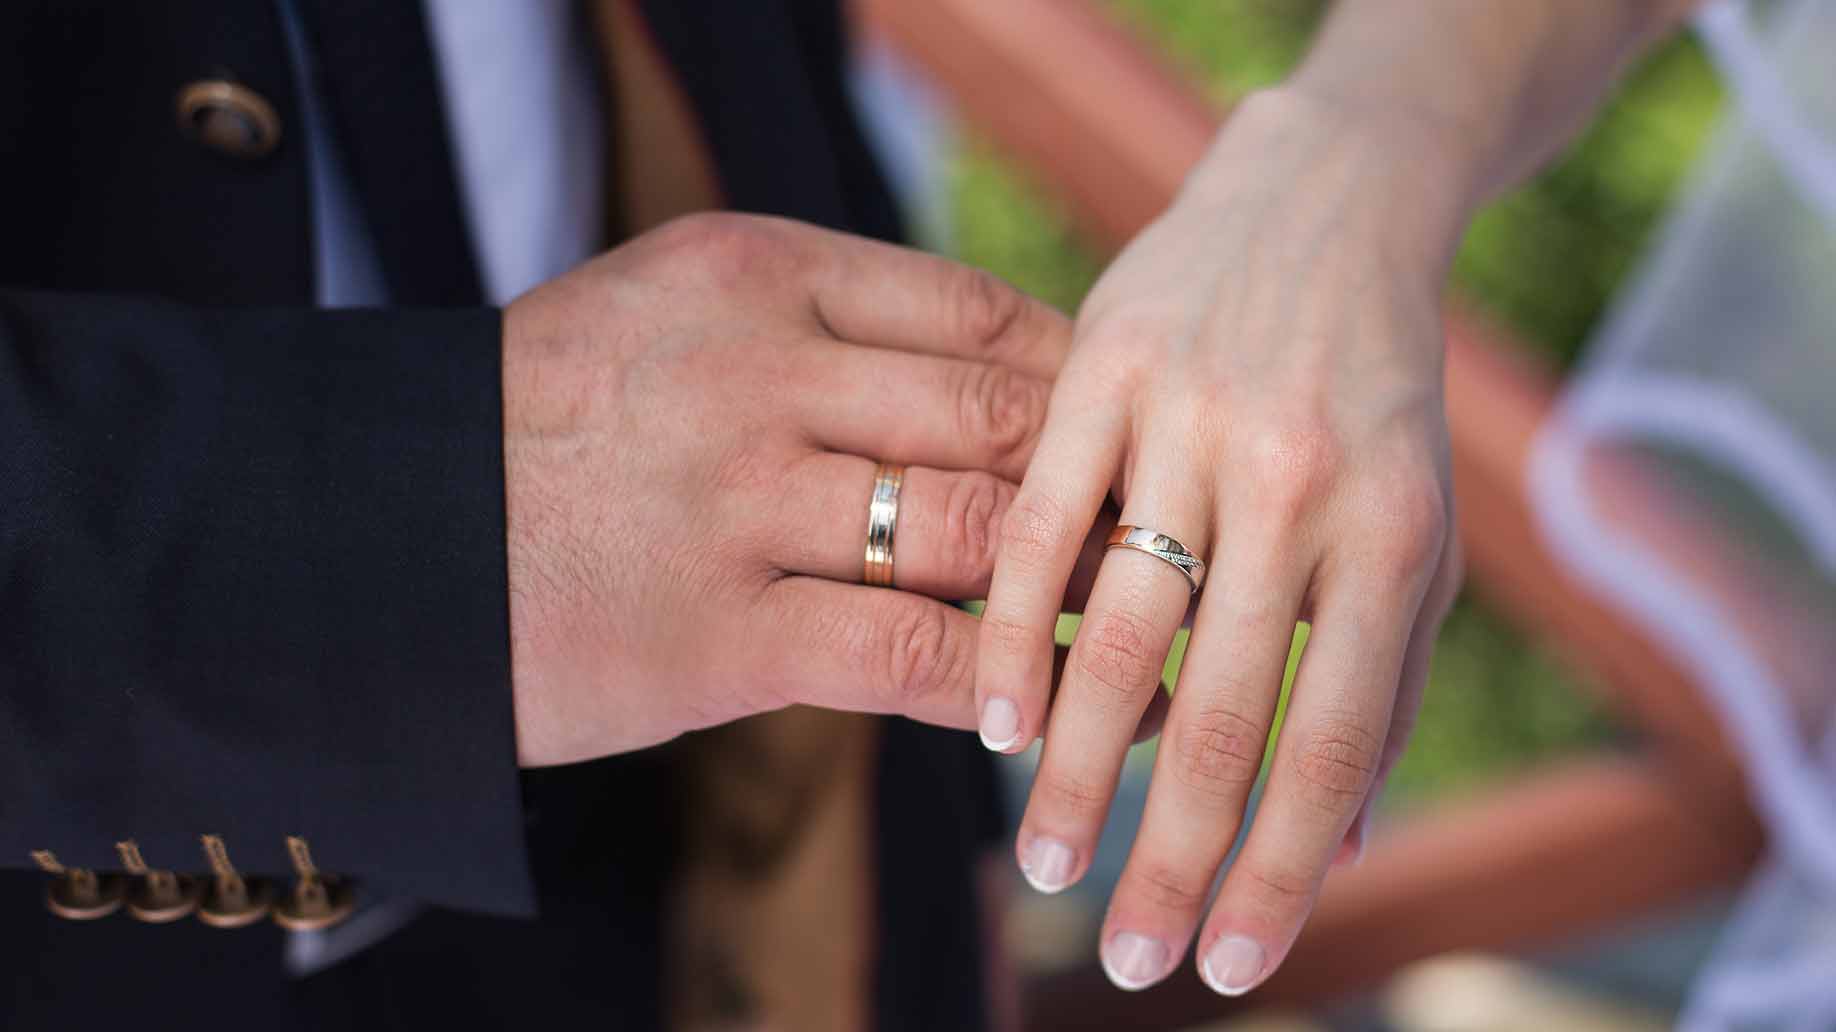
<box><xmin>117</xmin><ymin>841</ymin><xmax>200</xmax><ymax>923</ymax></box>
<box><xmin>32</xmin><ymin>850</ymin><xmax>125</xmax><ymax>921</ymax></box>
<box><xmin>175</xmin><ymin>80</ymin><xmax>281</xmax><ymax>159</ymax></box>
<box><xmin>196</xmin><ymin>835</ymin><xmax>273</xmax><ymax>929</ymax></box>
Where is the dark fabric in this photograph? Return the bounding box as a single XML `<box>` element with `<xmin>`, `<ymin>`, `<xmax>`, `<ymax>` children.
<box><xmin>0</xmin><ymin>290</ymin><xmax>532</xmax><ymax>915</ymax></box>
<box><xmin>0</xmin><ymin>0</ymin><xmax>994</xmax><ymax>1028</ymax></box>
<box><xmin>342</xmin><ymin>756</ymin><xmax>673</xmax><ymax>1030</ymax></box>
<box><xmin>0</xmin><ymin>0</ymin><xmax>313</xmax><ymax>303</ymax></box>
<box><xmin>0</xmin><ymin>755</ymin><xmax>672</xmax><ymax>1030</ymax></box>
<box><xmin>873</xmin><ymin>722</ymin><xmax>1004</xmax><ymax>1032</ymax></box>
<box><xmin>0</xmin><ymin>0</ymin><xmax>535</xmax><ymax>936</ymax></box>
<box><xmin>633</xmin><ymin>0</ymin><xmax>904</xmax><ymax>244</ymax></box>
<box><xmin>294</xmin><ymin>0</ymin><xmax>484</xmax><ymax>305</ymax></box>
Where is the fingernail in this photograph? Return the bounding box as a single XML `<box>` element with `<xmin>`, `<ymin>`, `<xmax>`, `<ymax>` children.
<box><xmin>1200</xmin><ymin>935</ymin><xmax>1266</xmax><ymax>996</ymax></box>
<box><xmin>979</xmin><ymin>697</ymin><xmax>1021</xmax><ymax>751</ymax></box>
<box><xmin>1019</xmin><ymin>837</ymin><xmax>1076</xmax><ymax>894</ymax></box>
<box><xmin>1100</xmin><ymin>932</ymin><xmax>1169</xmax><ymax>991</ymax></box>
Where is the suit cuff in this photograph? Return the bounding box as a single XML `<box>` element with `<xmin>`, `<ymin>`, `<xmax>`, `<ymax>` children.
<box><xmin>0</xmin><ymin>294</ymin><xmax>535</xmax><ymax>916</ymax></box>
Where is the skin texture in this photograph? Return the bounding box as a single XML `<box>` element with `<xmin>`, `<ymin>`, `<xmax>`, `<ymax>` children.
<box><xmin>974</xmin><ymin>0</ymin><xmax>1706</xmax><ymax>999</ymax></box>
<box><xmin>499</xmin><ymin>212</ymin><xmax>1116</xmax><ymax>767</ymax></box>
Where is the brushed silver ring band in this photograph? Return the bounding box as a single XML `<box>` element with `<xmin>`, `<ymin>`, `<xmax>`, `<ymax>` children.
<box><xmin>864</xmin><ymin>463</ymin><xmax>905</xmax><ymax>587</ymax></box>
<box><xmin>1105</xmin><ymin>524</ymin><xmax>1206</xmax><ymax>594</ymax></box>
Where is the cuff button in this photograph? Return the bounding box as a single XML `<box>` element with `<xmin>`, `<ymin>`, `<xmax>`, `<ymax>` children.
<box><xmin>117</xmin><ymin>841</ymin><xmax>200</xmax><ymax>924</ymax></box>
<box><xmin>272</xmin><ymin>836</ymin><xmax>354</xmax><ymax>932</ymax></box>
<box><xmin>196</xmin><ymin>835</ymin><xmax>273</xmax><ymax>929</ymax></box>
<box><xmin>33</xmin><ymin>851</ymin><xmax>125</xmax><ymax>921</ymax></box>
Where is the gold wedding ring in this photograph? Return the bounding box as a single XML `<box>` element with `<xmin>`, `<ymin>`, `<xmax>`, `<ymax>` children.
<box><xmin>1105</xmin><ymin>524</ymin><xmax>1207</xmax><ymax>594</ymax></box>
<box><xmin>864</xmin><ymin>463</ymin><xmax>905</xmax><ymax>587</ymax></box>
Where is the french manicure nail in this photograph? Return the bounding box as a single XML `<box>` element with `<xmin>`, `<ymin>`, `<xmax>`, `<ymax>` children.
<box><xmin>1019</xmin><ymin>836</ymin><xmax>1076</xmax><ymax>894</ymax></box>
<box><xmin>979</xmin><ymin>696</ymin><xmax>1021</xmax><ymax>752</ymax></box>
<box><xmin>1200</xmin><ymin>934</ymin><xmax>1266</xmax><ymax>996</ymax></box>
<box><xmin>1100</xmin><ymin>931</ymin><xmax>1169</xmax><ymax>991</ymax></box>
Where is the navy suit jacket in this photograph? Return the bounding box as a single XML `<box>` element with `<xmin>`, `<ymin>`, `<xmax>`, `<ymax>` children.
<box><xmin>0</xmin><ymin>2</ymin><xmax>995</xmax><ymax>1029</ymax></box>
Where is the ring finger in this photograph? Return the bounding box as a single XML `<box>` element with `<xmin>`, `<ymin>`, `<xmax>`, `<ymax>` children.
<box><xmin>773</xmin><ymin>453</ymin><xmax>1125</xmax><ymax>607</ymax></box>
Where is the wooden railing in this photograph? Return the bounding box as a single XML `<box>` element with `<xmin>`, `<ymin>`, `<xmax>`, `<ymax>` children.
<box><xmin>856</xmin><ymin>0</ymin><xmax>1768</xmax><ymax>1025</ymax></box>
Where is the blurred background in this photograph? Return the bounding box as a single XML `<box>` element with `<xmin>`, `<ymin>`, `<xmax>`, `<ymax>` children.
<box><xmin>856</xmin><ymin>1</ymin><xmax>1756</xmax><ymax>1028</ymax></box>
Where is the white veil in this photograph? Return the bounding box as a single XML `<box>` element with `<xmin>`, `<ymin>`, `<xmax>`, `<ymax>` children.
<box><xmin>1530</xmin><ymin>1</ymin><xmax>1836</xmax><ymax>1027</ymax></box>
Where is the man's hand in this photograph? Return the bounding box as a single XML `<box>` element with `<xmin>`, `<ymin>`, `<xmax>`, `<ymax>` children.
<box><xmin>501</xmin><ymin>213</ymin><xmax>1080</xmax><ymax>766</ymax></box>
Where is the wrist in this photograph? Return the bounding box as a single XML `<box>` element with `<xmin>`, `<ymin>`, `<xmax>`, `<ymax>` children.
<box><xmin>500</xmin><ymin>298</ymin><xmax>589</xmax><ymax>768</ymax></box>
<box><xmin>1181</xmin><ymin>86</ymin><xmax>1484</xmax><ymax>282</ymax></box>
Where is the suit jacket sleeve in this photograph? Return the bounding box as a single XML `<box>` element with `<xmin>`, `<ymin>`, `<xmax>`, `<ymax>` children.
<box><xmin>0</xmin><ymin>288</ymin><xmax>537</xmax><ymax>917</ymax></box>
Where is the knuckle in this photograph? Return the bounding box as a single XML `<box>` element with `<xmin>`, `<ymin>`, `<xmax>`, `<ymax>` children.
<box><xmin>944</xmin><ymin>473</ymin><xmax>1013</xmax><ymax>586</ymax></box>
<box><xmin>955</xmin><ymin>363</ymin><xmax>1046</xmax><ymax>463</ymax></box>
<box><xmin>1241</xmin><ymin>861</ymin><xmax>1317</xmax><ymax>908</ymax></box>
<box><xmin>1237</xmin><ymin>423</ymin><xmax>1343</xmax><ymax>525</ymax></box>
<box><xmin>1126</xmin><ymin>859</ymin><xmax>1210</xmax><ymax>913</ymax></box>
<box><xmin>1074</xmin><ymin>608</ymin><xmax>1162</xmax><ymax>707</ymax></box>
<box><xmin>999</xmin><ymin>491</ymin><xmax>1071</xmax><ymax>571</ymax></box>
<box><xmin>1290</xmin><ymin>717</ymin><xmax>1382</xmax><ymax>811</ymax></box>
<box><xmin>1171</xmin><ymin>705</ymin><xmax>1267</xmax><ymax>801</ymax></box>
<box><xmin>1070</xmin><ymin>346</ymin><xmax>1147</xmax><ymax>401</ymax></box>
<box><xmin>1037</xmin><ymin>769</ymin><xmax>1111</xmax><ymax>822</ymax></box>
<box><xmin>979</xmin><ymin>612</ymin><xmax>1038</xmax><ymax>658</ymax></box>
<box><xmin>648</xmin><ymin>211</ymin><xmax>736</xmax><ymax>254</ymax></box>
<box><xmin>1365</xmin><ymin>475</ymin><xmax>1449</xmax><ymax>582</ymax></box>
<box><xmin>648</xmin><ymin>212</ymin><xmax>780</xmax><ymax>280</ymax></box>
<box><xmin>881</xmin><ymin>603</ymin><xmax>967</xmax><ymax>710</ymax></box>
<box><xmin>947</xmin><ymin>266</ymin><xmax>1026</xmax><ymax>353</ymax></box>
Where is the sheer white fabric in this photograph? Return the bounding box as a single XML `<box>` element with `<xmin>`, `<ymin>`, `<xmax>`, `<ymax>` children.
<box><xmin>1530</xmin><ymin>1</ymin><xmax>1836</xmax><ymax>1027</ymax></box>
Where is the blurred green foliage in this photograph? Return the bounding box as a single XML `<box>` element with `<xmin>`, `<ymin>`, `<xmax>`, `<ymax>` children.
<box><xmin>951</xmin><ymin>1</ymin><xmax>1730</xmax><ymax>803</ymax></box>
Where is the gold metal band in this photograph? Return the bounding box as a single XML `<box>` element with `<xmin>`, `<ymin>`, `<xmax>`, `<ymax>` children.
<box><xmin>864</xmin><ymin>463</ymin><xmax>905</xmax><ymax>587</ymax></box>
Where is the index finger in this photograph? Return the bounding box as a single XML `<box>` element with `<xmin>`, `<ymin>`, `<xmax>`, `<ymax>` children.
<box><xmin>974</xmin><ymin>386</ymin><xmax>1125</xmax><ymax>755</ymax></box>
<box><xmin>796</xmin><ymin>224</ymin><xmax>1074</xmax><ymax>380</ymax></box>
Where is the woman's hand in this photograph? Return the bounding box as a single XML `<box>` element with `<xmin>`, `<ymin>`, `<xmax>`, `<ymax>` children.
<box><xmin>975</xmin><ymin>89</ymin><xmax>1465</xmax><ymax>994</ymax></box>
<box><xmin>503</xmin><ymin>213</ymin><xmax>1094</xmax><ymax>766</ymax></box>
